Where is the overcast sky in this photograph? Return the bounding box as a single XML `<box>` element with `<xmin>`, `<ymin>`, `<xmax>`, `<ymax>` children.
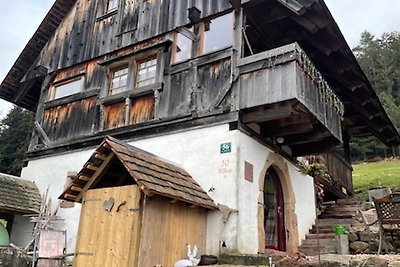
<box><xmin>0</xmin><ymin>0</ymin><xmax>400</xmax><ymax>117</ymax></box>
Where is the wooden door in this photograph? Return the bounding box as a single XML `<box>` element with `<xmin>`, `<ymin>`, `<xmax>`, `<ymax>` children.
<box><xmin>264</xmin><ymin>168</ymin><xmax>286</xmax><ymax>251</ymax></box>
<box><xmin>74</xmin><ymin>185</ymin><xmax>141</xmax><ymax>267</ymax></box>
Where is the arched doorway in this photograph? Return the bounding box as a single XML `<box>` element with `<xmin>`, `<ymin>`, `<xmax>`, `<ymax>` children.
<box><xmin>264</xmin><ymin>167</ymin><xmax>286</xmax><ymax>251</ymax></box>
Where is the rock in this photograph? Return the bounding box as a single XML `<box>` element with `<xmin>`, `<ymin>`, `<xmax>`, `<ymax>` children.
<box><xmin>368</xmin><ymin>240</ymin><xmax>379</xmax><ymax>252</ymax></box>
<box><xmin>0</xmin><ymin>247</ymin><xmax>31</xmax><ymax>267</ymax></box>
<box><xmin>358</xmin><ymin>231</ymin><xmax>371</xmax><ymax>242</ymax></box>
<box><xmin>350</xmin><ymin>241</ymin><xmax>369</xmax><ymax>253</ymax></box>
<box><xmin>347</xmin><ymin>231</ymin><xmax>358</xmax><ymax>243</ymax></box>
<box><xmin>319</xmin><ymin>254</ymin><xmax>349</xmax><ymax>267</ymax></box>
<box><xmin>361</xmin><ymin>257</ymin><xmax>388</xmax><ymax>267</ymax></box>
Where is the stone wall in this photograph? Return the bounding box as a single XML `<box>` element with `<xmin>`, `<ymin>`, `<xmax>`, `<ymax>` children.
<box><xmin>0</xmin><ymin>247</ymin><xmax>31</xmax><ymax>267</ymax></box>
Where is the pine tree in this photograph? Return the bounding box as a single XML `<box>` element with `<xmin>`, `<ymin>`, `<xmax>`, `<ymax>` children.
<box><xmin>0</xmin><ymin>106</ymin><xmax>34</xmax><ymax>175</ymax></box>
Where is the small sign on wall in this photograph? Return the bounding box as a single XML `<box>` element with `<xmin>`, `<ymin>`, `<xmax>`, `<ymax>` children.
<box><xmin>244</xmin><ymin>161</ymin><xmax>253</xmax><ymax>182</ymax></box>
<box><xmin>220</xmin><ymin>142</ymin><xmax>232</xmax><ymax>154</ymax></box>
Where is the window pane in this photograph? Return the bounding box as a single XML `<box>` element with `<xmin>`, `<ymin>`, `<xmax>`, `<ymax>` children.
<box><xmin>107</xmin><ymin>0</ymin><xmax>118</xmax><ymax>12</ymax></box>
<box><xmin>137</xmin><ymin>57</ymin><xmax>157</xmax><ymax>87</ymax></box>
<box><xmin>204</xmin><ymin>13</ymin><xmax>233</xmax><ymax>54</ymax></box>
<box><xmin>110</xmin><ymin>67</ymin><xmax>129</xmax><ymax>95</ymax></box>
<box><xmin>54</xmin><ymin>78</ymin><xmax>83</xmax><ymax>99</ymax></box>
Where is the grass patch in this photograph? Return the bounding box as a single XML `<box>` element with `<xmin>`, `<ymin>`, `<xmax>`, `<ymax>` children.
<box><xmin>352</xmin><ymin>159</ymin><xmax>400</xmax><ymax>200</ymax></box>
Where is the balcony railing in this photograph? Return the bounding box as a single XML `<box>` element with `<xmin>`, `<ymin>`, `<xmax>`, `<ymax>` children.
<box><xmin>238</xmin><ymin>42</ymin><xmax>344</xmax><ymax>145</ymax></box>
<box><xmin>318</xmin><ymin>153</ymin><xmax>353</xmax><ymax>198</ymax></box>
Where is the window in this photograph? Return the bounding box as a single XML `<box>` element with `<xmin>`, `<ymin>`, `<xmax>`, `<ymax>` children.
<box><xmin>109</xmin><ymin>67</ymin><xmax>129</xmax><ymax>95</ymax></box>
<box><xmin>136</xmin><ymin>58</ymin><xmax>157</xmax><ymax>87</ymax></box>
<box><xmin>173</xmin><ymin>28</ymin><xmax>194</xmax><ymax>63</ymax></box>
<box><xmin>171</xmin><ymin>12</ymin><xmax>234</xmax><ymax>63</ymax></box>
<box><xmin>203</xmin><ymin>13</ymin><xmax>234</xmax><ymax>54</ymax></box>
<box><xmin>51</xmin><ymin>77</ymin><xmax>84</xmax><ymax>100</ymax></box>
<box><xmin>106</xmin><ymin>0</ymin><xmax>118</xmax><ymax>13</ymax></box>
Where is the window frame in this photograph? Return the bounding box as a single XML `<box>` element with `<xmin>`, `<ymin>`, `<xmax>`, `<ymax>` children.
<box><xmin>105</xmin><ymin>0</ymin><xmax>119</xmax><ymax>13</ymax></box>
<box><xmin>108</xmin><ymin>65</ymin><xmax>130</xmax><ymax>96</ymax></box>
<box><xmin>201</xmin><ymin>12</ymin><xmax>234</xmax><ymax>55</ymax></box>
<box><xmin>49</xmin><ymin>75</ymin><xmax>85</xmax><ymax>101</ymax></box>
<box><xmin>171</xmin><ymin>12</ymin><xmax>234</xmax><ymax>64</ymax></box>
<box><xmin>135</xmin><ymin>57</ymin><xmax>158</xmax><ymax>88</ymax></box>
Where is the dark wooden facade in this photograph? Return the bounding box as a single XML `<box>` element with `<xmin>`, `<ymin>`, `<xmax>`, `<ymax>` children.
<box><xmin>1</xmin><ymin>0</ymin><xmax>400</xmax><ymax>198</ymax></box>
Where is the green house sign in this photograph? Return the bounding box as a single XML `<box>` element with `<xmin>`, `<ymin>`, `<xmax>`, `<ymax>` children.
<box><xmin>220</xmin><ymin>142</ymin><xmax>232</xmax><ymax>154</ymax></box>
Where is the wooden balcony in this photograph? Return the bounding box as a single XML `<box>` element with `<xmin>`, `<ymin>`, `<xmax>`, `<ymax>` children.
<box><xmin>238</xmin><ymin>43</ymin><xmax>344</xmax><ymax>156</ymax></box>
<box><xmin>317</xmin><ymin>153</ymin><xmax>353</xmax><ymax>199</ymax></box>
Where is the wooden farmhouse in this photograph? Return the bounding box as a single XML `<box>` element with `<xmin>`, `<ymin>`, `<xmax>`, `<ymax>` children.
<box><xmin>1</xmin><ymin>0</ymin><xmax>400</xmax><ymax>262</ymax></box>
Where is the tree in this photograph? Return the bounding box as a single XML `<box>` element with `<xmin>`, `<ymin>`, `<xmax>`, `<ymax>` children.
<box><xmin>351</xmin><ymin>31</ymin><xmax>400</xmax><ymax>161</ymax></box>
<box><xmin>0</xmin><ymin>106</ymin><xmax>34</xmax><ymax>176</ymax></box>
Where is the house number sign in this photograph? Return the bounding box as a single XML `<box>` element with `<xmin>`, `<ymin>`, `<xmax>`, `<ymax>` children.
<box><xmin>220</xmin><ymin>142</ymin><xmax>232</xmax><ymax>154</ymax></box>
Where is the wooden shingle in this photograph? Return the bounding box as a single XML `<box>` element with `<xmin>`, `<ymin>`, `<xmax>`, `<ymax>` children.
<box><xmin>60</xmin><ymin>136</ymin><xmax>217</xmax><ymax>210</ymax></box>
<box><xmin>0</xmin><ymin>174</ymin><xmax>41</xmax><ymax>214</ymax></box>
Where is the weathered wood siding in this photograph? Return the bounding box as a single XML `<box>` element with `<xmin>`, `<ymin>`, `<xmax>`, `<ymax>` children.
<box><xmin>321</xmin><ymin>153</ymin><xmax>353</xmax><ymax>193</ymax></box>
<box><xmin>138</xmin><ymin>196</ymin><xmax>207</xmax><ymax>267</ymax></box>
<box><xmin>129</xmin><ymin>94</ymin><xmax>155</xmax><ymax>125</ymax></box>
<box><xmin>197</xmin><ymin>59</ymin><xmax>231</xmax><ymax>110</ymax></box>
<box><xmin>104</xmin><ymin>101</ymin><xmax>126</xmax><ymax>130</ymax></box>
<box><xmin>43</xmin><ymin>97</ymin><xmax>97</xmax><ymax>141</ymax></box>
<box><xmin>38</xmin><ymin>0</ymin><xmax>232</xmax><ymax>72</ymax></box>
<box><xmin>239</xmin><ymin>59</ymin><xmax>342</xmax><ymax>141</ymax></box>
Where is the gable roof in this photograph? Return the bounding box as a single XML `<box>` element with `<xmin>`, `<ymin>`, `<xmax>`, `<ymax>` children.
<box><xmin>59</xmin><ymin>136</ymin><xmax>217</xmax><ymax>209</ymax></box>
<box><xmin>1</xmin><ymin>0</ymin><xmax>399</xmax><ymax>146</ymax></box>
<box><xmin>0</xmin><ymin>173</ymin><xmax>41</xmax><ymax>214</ymax></box>
<box><xmin>0</xmin><ymin>0</ymin><xmax>76</xmax><ymax>111</ymax></box>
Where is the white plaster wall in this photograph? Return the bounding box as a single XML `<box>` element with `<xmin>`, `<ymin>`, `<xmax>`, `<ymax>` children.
<box><xmin>10</xmin><ymin>215</ymin><xmax>33</xmax><ymax>247</ymax></box>
<box><xmin>21</xmin><ymin>124</ymin><xmax>239</xmax><ymax>254</ymax></box>
<box><xmin>236</xmin><ymin>132</ymin><xmax>316</xmax><ymax>252</ymax></box>
<box><xmin>129</xmin><ymin>124</ymin><xmax>239</xmax><ymax>254</ymax></box>
<box><xmin>20</xmin><ymin>124</ymin><xmax>316</xmax><ymax>255</ymax></box>
<box><xmin>21</xmin><ymin>149</ymin><xmax>94</xmax><ymax>253</ymax></box>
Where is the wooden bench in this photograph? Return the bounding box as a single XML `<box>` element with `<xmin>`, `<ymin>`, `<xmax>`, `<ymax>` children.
<box><xmin>373</xmin><ymin>193</ymin><xmax>400</xmax><ymax>254</ymax></box>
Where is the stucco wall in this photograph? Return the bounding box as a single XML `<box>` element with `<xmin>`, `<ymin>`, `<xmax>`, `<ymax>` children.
<box><xmin>236</xmin><ymin>132</ymin><xmax>316</xmax><ymax>253</ymax></box>
<box><xmin>20</xmin><ymin>124</ymin><xmax>316</xmax><ymax>255</ymax></box>
<box><xmin>21</xmin><ymin>149</ymin><xmax>93</xmax><ymax>253</ymax></box>
<box><xmin>10</xmin><ymin>215</ymin><xmax>33</xmax><ymax>247</ymax></box>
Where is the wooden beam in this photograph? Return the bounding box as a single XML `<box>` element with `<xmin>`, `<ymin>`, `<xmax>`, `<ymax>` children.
<box><xmin>78</xmin><ymin>175</ymin><xmax>90</xmax><ymax>181</ymax></box>
<box><xmin>276</xmin><ymin>0</ymin><xmax>306</xmax><ymax>16</ymax></box>
<box><xmin>86</xmin><ymin>164</ymin><xmax>98</xmax><ymax>171</ymax></box>
<box><xmin>284</xmin><ymin>125</ymin><xmax>331</xmax><ymax>146</ymax></box>
<box><xmin>242</xmin><ymin>105</ymin><xmax>299</xmax><ymax>124</ymax></box>
<box><xmin>70</xmin><ymin>186</ymin><xmax>83</xmax><ymax>192</ymax></box>
<box><xmin>292</xmin><ymin>137</ymin><xmax>340</xmax><ymax>157</ymax></box>
<box><xmin>76</xmin><ymin>152</ymin><xmax>115</xmax><ymax>202</ymax></box>
<box><xmin>262</xmin><ymin>122</ymin><xmax>313</xmax><ymax>137</ymax></box>
<box><xmin>94</xmin><ymin>153</ymin><xmax>108</xmax><ymax>161</ymax></box>
<box><xmin>34</xmin><ymin>121</ymin><xmax>51</xmax><ymax>147</ymax></box>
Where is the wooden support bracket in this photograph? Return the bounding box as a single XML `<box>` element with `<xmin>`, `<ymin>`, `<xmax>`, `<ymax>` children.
<box><xmin>34</xmin><ymin>121</ymin><xmax>51</xmax><ymax>148</ymax></box>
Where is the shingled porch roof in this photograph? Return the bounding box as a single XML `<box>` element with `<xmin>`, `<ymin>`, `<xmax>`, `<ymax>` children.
<box><xmin>59</xmin><ymin>136</ymin><xmax>216</xmax><ymax>209</ymax></box>
<box><xmin>0</xmin><ymin>173</ymin><xmax>41</xmax><ymax>214</ymax></box>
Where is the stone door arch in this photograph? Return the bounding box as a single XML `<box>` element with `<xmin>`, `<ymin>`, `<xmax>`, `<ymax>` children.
<box><xmin>258</xmin><ymin>153</ymin><xmax>299</xmax><ymax>253</ymax></box>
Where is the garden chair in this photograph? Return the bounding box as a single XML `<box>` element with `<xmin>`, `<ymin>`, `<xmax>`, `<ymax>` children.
<box><xmin>373</xmin><ymin>193</ymin><xmax>400</xmax><ymax>254</ymax></box>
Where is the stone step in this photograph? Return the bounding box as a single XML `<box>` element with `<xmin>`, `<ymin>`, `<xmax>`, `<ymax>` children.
<box><xmin>336</xmin><ymin>199</ymin><xmax>364</xmax><ymax>205</ymax></box>
<box><xmin>316</xmin><ymin>218</ymin><xmax>353</xmax><ymax>226</ymax></box>
<box><xmin>305</xmin><ymin>233</ymin><xmax>335</xmax><ymax>239</ymax></box>
<box><xmin>301</xmin><ymin>238</ymin><xmax>336</xmax><ymax>246</ymax></box>
<box><xmin>325</xmin><ymin>204</ymin><xmax>365</xmax><ymax>211</ymax></box>
<box><xmin>299</xmin><ymin>245</ymin><xmax>336</xmax><ymax>256</ymax></box>
<box><xmin>309</xmin><ymin>228</ymin><xmax>334</xmax><ymax>234</ymax></box>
